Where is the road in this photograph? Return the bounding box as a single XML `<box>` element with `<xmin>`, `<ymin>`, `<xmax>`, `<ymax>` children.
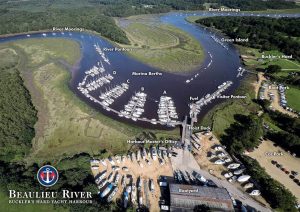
<box><xmin>171</xmin><ymin>149</ymin><xmax>272</xmax><ymax>212</ymax></box>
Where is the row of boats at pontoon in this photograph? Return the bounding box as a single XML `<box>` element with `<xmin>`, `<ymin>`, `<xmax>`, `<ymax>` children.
<box><xmin>185</xmin><ymin>52</ymin><xmax>213</xmax><ymax>84</ymax></box>
<box><xmin>120</xmin><ymin>92</ymin><xmax>147</xmax><ymax>121</ymax></box>
<box><xmin>94</xmin><ymin>43</ymin><xmax>110</xmax><ymax>65</ymax></box>
<box><xmin>211</xmin><ymin>35</ymin><xmax>229</xmax><ymax>50</ymax></box>
<box><xmin>100</xmin><ymin>83</ymin><xmax>129</xmax><ymax>107</ymax></box>
<box><xmin>77</xmin><ymin>58</ymin><xmax>111</xmax><ymax>93</ymax></box>
<box><xmin>85</xmin><ymin>61</ymin><xmax>106</xmax><ymax>77</ymax></box>
<box><xmin>157</xmin><ymin>96</ymin><xmax>178</xmax><ymax>126</ymax></box>
<box><xmin>191</xmin><ymin>81</ymin><xmax>233</xmax><ymax>116</ymax></box>
<box><xmin>82</xmin><ymin>74</ymin><xmax>114</xmax><ymax>92</ymax></box>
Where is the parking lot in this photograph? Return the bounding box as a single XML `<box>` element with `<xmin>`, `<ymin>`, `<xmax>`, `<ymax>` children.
<box><xmin>248</xmin><ymin>139</ymin><xmax>300</xmax><ymax>202</ymax></box>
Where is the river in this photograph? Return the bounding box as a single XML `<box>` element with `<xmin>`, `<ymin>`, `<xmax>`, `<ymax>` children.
<box><xmin>1</xmin><ymin>11</ymin><xmax>299</xmax><ymax>128</ymax></box>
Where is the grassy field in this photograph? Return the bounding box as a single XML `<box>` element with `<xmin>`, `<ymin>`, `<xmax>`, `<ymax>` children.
<box><xmin>286</xmin><ymin>86</ymin><xmax>300</xmax><ymax>111</ymax></box>
<box><xmin>238</xmin><ymin>46</ymin><xmax>300</xmax><ymax>72</ymax></box>
<box><xmin>118</xmin><ymin>17</ymin><xmax>204</xmax><ymax>73</ymax></box>
<box><xmin>185</xmin><ymin>16</ymin><xmax>204</xmax><ymax>23</ymax></box>
<box><xmin>0</xmin><ymin>38</ymin><xmax>179</xmax><ymax>164</ymax></box>
<box><xmin>0</xmin><ymin>48</ymin><xmax>18</xmax><ymax>70</ymax></box>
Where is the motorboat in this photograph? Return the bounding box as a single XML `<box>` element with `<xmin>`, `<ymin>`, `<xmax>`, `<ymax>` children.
<box><xmin>249</xmin><ymin>190</ymin><xmax>261</xmax><ymax>196</ymax></box>
<box><xmin>237</xmin><ymin>175</ymin><xmax>251</xmax><ymax>183</ymax></box>
<box><xmin>227</xmin><ymin>163</ymin><xmax>240</xmax><ymax>169</ymax></box>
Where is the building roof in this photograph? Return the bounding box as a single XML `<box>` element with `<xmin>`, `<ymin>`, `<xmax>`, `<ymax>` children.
<box><xmin>169</xmin><ymin>183</ymin><xmax>234</xmax><ymax>212</ymax></box>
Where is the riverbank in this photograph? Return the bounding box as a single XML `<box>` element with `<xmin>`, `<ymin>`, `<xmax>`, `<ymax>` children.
<box><xmin>117</xmin><ymin>15</ymin><xmax>204</xmax><ymax>73</ymax></box>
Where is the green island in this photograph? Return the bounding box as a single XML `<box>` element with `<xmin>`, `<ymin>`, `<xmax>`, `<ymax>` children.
<box><xmin>118</xmin><ymin>17</ymin><xmax>204</xmax><ymax>73</ymax></box>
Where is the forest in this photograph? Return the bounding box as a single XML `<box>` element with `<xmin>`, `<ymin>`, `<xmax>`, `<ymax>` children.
<box><xmin>220</xmin><ymin>114</ymin><xmax>263</xmax><ymax>155</ymax></box>
<box><xmin>215</xmin><ymin>0</ymin><xmax>297</xmax><ymax>11</ymax></box>
<box><xmin>0</xmin><ymin>9</ymin><xmax>130</xmax><ymax>44</ymax></box>
<box><xmin>196</xmin><ymin>17</ymin><xmax>300</xmax><ymax>61</ymax></box>
<box><xmin>0</xmin><ymin>67</ymin><xmax>37</xmax><ymax>162</ymax></box>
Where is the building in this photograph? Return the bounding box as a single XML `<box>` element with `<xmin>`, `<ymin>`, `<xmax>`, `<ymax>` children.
<box><xmin>169</xmin><ymin>184</ymin><xmax>234</xmax><ymax>211</ymax></box>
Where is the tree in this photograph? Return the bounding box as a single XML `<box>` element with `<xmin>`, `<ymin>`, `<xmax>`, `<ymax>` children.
<box><xmin>266</xmin><ymin>65</ymin><xmax>281</xmax><ymax>74</ymax></box>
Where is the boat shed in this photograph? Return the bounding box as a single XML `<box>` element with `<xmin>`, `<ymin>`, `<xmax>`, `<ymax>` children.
<box><xmin>169</xmin><ymin>183</ymin><xmax>234</xmax><ymax>211</ymax></box>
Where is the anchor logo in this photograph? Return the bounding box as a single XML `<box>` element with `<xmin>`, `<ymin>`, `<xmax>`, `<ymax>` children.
<box><xmin>37</xmin><ymin>165</ymin><xmax>59</xmax><ymax>187</ymax></box>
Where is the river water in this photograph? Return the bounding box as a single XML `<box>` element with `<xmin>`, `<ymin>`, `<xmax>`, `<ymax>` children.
<box><xmin>1</xmin><ymin>11</ymin><xmax>299</xmax><ymax>128</ymax></box>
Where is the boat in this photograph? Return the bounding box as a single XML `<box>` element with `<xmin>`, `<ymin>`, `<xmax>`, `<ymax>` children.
<box><xmin>126</xmin><ymin>185</ymin><xmax>131</xmax><ymax>193</ymax></box>
<box><xmin>98</xmin><ymin>179</ymin><xmax>107</xmax><ymax>189</ymax></box>
<box><xmin>217</xmin><ymin>152</ymin><xmax>227</xmax><ymax>157</ymax></box>
<box><xmin>138</xmin><ymin>177</ymin><xmax>142</xmax><ymax>190</ymax></box>
<box><xmin>151</xmin><ymin>119</ymin><xmax>157</xmax><ymax>124</ymax></box>
<box><xmin>237</xmin><ymin>175</ymin><xmax>251</xmax><ymax>183</ymax></box>
<box><xmin>151</xmin><ymin>147</ymin><xmax>157</xmax><ymax>160</ymax></box>
<box><xmin>100</xmin><ymin>183</ymin><xmax>113</xmax><ymax>198</ymax></box>
<box><xmin>214</xmin><ymin>146</ymin><xmax>223</xmax><ymax>151</ymax></box>
<box><xmin>214</xmin><ymin>159</ymin><xmax>225</xmax><ymax>165</ymax></box>
<box><xmin>150</xmin><ymin>179</ymin><xmax>154</xmax><ymax>192</ymax></box>
<box><xmin>107</xmin><ymin>186</ymin><xmax>118</xmax><ymax>202</ymax></box>
<box><xmin>138</xmin><ymin>196</ymin><xmax>143</xmax><ymax>205</ymax></box>
<box><xmin>108</xmin><ymin>157</ymin><xmax>115</xmax><ymax>165</ymax></box>
<box><xmin>123</xmin><ymin>191</ymin><xmax>129</xmax><ymax>208</ymax></box>
<box><xmin>91</xmin><ymin>165</ymin><xmax>98</xmax><ymax>170</ymax></box>
<box><xmin>113</xmin><ymin>172</ymin><xmax>120</xmax><ymax>185</ymax></box>
<box><xmin>234</xmin><ymin>169</ymin><xmax>245</xmax><ymax>175</ymax></box>
<box><xmin>243</xmin><ymin>183</ymin><xmax>254</xmax><ymax>189</ymax></box>
<box><xmin>107</xmin><ymin>172</ymin><xmax>114</xmax><ymax>182</ymax></box>
<box><xmin>224</xmin><ymin>158</ymin><xmax>232</xmax><ymax>163</ymax></box>
<box><xmin>224</xmin><ymin>172</ymin><xmax>233</xmax><ymax>178</ymax></box>
<box><xmin>227</xmin><ymin>163</ymin><xmax>241</xmax><ymax>169</ymax></box>
<box><xmin>249</xmin><ymin>190</ymin><xmax>261</xmax><ymax>196</ymax></box>
<box><xmin>121</xmin><ymin>175</ymin><xmax>126</xmax><ymax>188</ymax></box>
<box><xmin>95</xmin><ymin>170</ymin><xmax>107</xmax><ymax>184</ymax></box>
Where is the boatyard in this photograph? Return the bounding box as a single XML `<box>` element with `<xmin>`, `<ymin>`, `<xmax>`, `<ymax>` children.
<box><xmin>91</xmin><ymin>121</ymin><xmax>272</xmax><ymax>211</ymax></box>
<box><xmin>90</xmin><ymin>147</ymin><xmax>174</xmax><ymax>211</ymax></box>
